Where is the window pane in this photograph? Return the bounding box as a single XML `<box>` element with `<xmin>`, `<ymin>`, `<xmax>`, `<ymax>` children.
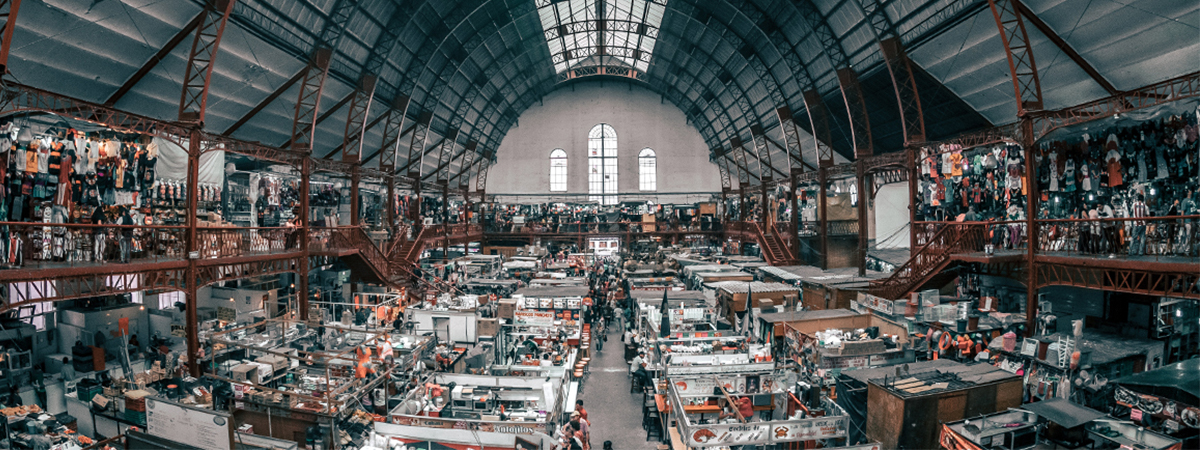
<box><xmin>640</xmin><ymin>148</ymin><xmax>656</xmax><ymax>191</ymax></box>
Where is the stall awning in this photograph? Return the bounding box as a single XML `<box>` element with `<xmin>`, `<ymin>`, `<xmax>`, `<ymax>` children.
<box><xmin>1021</xmin><ymin>398</ymin><xmax>1106</xmax><ymax>429</ymax></box>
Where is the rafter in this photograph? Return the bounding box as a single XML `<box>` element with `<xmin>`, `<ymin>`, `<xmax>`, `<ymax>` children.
<box><xmin>223</xmin><ymin>68</ymin><xmax>305</xmax><ymax>135</ymax></box>
<box><xmin>1013</xmin><ymin>0</ymin><xmax>1117</xmax><ymax>95</ymax></box>
<box><xmin>107</xmin><ymin>11</ymin><xmax>204</xmax><ymax>106</ymax></box>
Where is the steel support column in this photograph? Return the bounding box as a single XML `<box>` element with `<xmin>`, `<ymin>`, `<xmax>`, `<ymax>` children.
<box><xmin>857</xmin><ymin>162</ymin><xmax>869</xmax><ymax>276</ymax></box>
<box><xmin>1022</xmin><ymin>118</ymin><xmax>1038</xmax><ymax>337</ymax></box>
<box><xmin>803</xmin><ymin>89</ymin><xmax>836</xmax><ymax>270</ymax></box>
<box><xmin>185</xmin><ymin>129</ymin><xmax>201</xmax><ymax>377</ymax></box>
<box><xmin>298</xmin><ymin>157</ymin><xmax>311</xmax><ymax>321</ymax></box>
<box><xmin>177</xmin><ymin>0</ymin><xmax>235</xmax><ymax>123</ymax></box>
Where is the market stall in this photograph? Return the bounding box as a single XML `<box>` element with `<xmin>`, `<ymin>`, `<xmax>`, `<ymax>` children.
<box><xmin>662</xmin><ymin>367</ymin><xmax>850</xmax><ymax>449</ymax></box>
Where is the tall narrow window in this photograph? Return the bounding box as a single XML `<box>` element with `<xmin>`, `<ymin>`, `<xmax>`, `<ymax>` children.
<box><xmin>550</xmin><ymin>149</ymin><xmax>568</xmax><ymax>191</ymax></box>
<box><xmin>639</xmin><ymin>148</ymin><xmax>656</xmax><ymax>191</ymax></box>
<box><xmin>588</xmin><ymin>124</ymin><xmax>618</xmax><ymax>205</ymax></box>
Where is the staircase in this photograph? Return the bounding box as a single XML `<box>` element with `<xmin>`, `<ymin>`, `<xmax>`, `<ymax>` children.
<box><xmin>752</xmin><ymin>222</ymin><xmax>797</xmax><ymax>266</ymax></box>
<box><xmin>868</xmin><ymin>223</ymin><xmax>984</xmax><ymax>300</ymax></box>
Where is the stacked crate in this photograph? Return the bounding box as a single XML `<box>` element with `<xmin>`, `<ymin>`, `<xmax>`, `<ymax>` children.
<box><xmin>124</xmin><ymin>390</ymin><xmax>150</xmax><ymax>425</ymax></box>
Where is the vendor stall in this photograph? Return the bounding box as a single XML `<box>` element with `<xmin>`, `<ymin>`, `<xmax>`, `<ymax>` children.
<box><xmin>662</xmin><ymin>369</ymin><xmax>850</xmax><ymax>449</ymax></box>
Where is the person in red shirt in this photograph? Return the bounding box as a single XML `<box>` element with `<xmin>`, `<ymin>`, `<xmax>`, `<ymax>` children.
<box><xmin>575</xmin><ymin>400</ymin><xmax>587</xmax><ymax>422</ymax></box>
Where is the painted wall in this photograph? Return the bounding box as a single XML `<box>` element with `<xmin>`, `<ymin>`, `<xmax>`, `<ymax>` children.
<box><xmin>487</xmin><ymin>81</ymin><xmax>721</xmax><ymax>203</ymax></box>
<box><xmin>875</xmin><ymin>181</ymin><xmax>910</xmax><ymax>248</ymax></box>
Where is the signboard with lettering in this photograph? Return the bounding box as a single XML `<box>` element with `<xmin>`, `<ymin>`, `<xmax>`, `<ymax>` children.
<box><xmin>513</xmin><ymin>310</ymin><xmax>555</xmax><ymax>327</ymax></box>
<box><xmin>146</xmin><ymin>397</ymin><xmax>232</xmax><ymax>450</ymax></box>
<box><xmin>683</xmin><ymin>416</ymin><xmax>847</xmax><ymax>447</ymax></box>
<box><xmin>857</xmin><ymin>292</ymin><xmax>898</xmax><ymax>315</ymax></box>
<box><xmin>390</xmin><ymin>416</ymin><xmax>540</xmax><ymax>434</ymax></box>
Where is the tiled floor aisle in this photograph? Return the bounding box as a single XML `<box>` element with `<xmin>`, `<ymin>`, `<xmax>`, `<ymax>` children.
<box><xmin>581</xmin><ymin>327</ymin><xmax>658</xmax><ymax>450</ymax></box>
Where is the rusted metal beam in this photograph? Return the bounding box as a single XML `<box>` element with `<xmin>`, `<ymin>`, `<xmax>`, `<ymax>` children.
<box><xmin>0</xmin><ymin>0</ymin><xmax>21</xmax><ymax>77</ymax></box>
<box><xmin>341</xmin><ymin>75</ymin><xmax>377</xmax><ymax>163</ymax></box>
<box><xmin>404</xmin><ymin>110</ymin><xmax>433</xmax><ymax>181</ymax></box>
<box><xmin>1014</xmin><ymin>1</ymin><xmax>1117</xmax><ymax>95</ymax></box>
<box><xmin>177</xmin><ymin>0</ymin><xmax>235</xmax><ymax>124</ymax></box>
<box><xmin>878</xmin><ymin>38</ymin><xmax>927</xmax><ymax>145</ymax></box>
<box><xmin>802</xmin><ymin>90</ymin><xmax>836</xmax><ymax>168</ymax></box>
<box><xmin>837</xmin><ymin>68</ymin><xmax>873</xmax><ymax>159</ymax></box>
<box><xmin>107</xmin><ymin>11</ymin><xmax>204</xmax><ymax>106</ymax></box>
<box><xmin>222</xmin><ymin>68</ymin><xmax>305</xmax><ymax>135</ymax></box>
<box><xmin>280</xmin><ymin>88</ymin><xmax>352</xmax><ymax>149</ymax></box>
<box><xmin>432</xmin><ymin>128</ymin><xmax>459</xmax><ymax>182</ymax></box>
<box><xmin>289</xmin><ymin>47</ymin><xmax>334</xmax><ymax>153</ymax></box>
<box><xmin>374</xmin><ymin>95</ymin><xmax>411</xmax><ymax>170</ymax></box>
<box><xmin>987</xmin><ymin>0</ymin><xmax>1044</xmax><ymax>115</ymax></box>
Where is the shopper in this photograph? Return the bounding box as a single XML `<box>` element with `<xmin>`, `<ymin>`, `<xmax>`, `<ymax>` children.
<box><xmin>1130</xmin><ymin>194</ymin><xmax>1149</xmax><ymax>256</ymax></box>
<box><xmin>117</xmin><ymin>206</ymin><xmax>134</xmax><ymax>263</ymax></box>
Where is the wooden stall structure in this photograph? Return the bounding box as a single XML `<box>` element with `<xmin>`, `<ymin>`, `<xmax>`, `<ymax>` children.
<box><xmin>862</xmin><ymin>360</ymin><xmax>1022</xmax><ymax>449</ymax></box>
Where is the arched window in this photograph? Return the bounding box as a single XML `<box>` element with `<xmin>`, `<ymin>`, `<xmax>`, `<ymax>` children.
<box><xmin>588</xmin><ymin>124</ymin><xmax>618</xmax><ymax>204</ymax></box>
<box><xmin>549</xmin><ymin>149</ymin><xmax>567</xmax><ymax>191</ymax></box>
<box><xmin>639</xmin><ymin>148</ymin><xmax>656</xmax><ymax>191</ymax></box>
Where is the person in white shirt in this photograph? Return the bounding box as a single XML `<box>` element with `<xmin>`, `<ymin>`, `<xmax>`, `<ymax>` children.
<box><xmin>629</xmin><ymin>352</ymin><xmax>645</xmax><ymax>374</ymax></box>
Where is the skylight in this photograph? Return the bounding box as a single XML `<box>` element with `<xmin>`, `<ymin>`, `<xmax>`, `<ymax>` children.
<box><xmin>538</xmin><ymin>0</ymin><xmax>666</xmax><ymax>74</ymax></box>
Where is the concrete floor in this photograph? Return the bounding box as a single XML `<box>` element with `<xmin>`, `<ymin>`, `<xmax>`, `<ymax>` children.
<box><xmin>581</xmin><ymin>327</ymin><xmax>658</xmax><ymax>450</ymax></box>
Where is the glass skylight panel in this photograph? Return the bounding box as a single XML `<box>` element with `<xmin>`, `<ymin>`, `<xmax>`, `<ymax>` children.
<box><xmin>538</xmin><ymin>0</ymin><xmax>665</xmax><ymax>73</ymax></box>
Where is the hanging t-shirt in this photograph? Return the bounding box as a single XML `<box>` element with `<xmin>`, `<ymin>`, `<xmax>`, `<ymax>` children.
<box><xmin>950</xmin><ymin>152</ymin><xmax>963</xmax><ymax>177</ymax></box>
<box><xmin>25</xmin><ymin>144</ymin><xmax>38</xmax><ymax>173</ymax></box>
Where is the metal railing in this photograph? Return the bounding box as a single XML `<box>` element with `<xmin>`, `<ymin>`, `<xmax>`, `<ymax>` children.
<box><xmin>0</xmin><ymin>222</ymin><xmax>188</xmax><ymax>268</ymax></box>
<box><xmin>1037</xmin><ymin>215</ymin><xmax>1200</xmax><ymax>260</ymax></box>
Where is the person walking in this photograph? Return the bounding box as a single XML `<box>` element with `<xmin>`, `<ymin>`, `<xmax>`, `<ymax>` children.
<box><xmin>613</xmin><ymin>306</ymin><xmax>624</xmax><ymax>335</ymax></box>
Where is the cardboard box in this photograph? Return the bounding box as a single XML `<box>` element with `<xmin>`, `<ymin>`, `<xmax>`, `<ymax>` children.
<box><xmin>256</xmin><ymin>355</ymin><xmax>289</xmax><ymax>373</ymax></box>
<box><xmin>477</xmin><ymin>318</ymin><xmax>498</xmax><ymax>337</ymax></box>
<box><xmin>497</xmin><ymin>299</ymin><xmax>517</xmax><ymax>320</ymax></box>
<box><xmin>231</xmin><ymin>364</ymin><xmax>259</xmax><ymax>383</ymax></box>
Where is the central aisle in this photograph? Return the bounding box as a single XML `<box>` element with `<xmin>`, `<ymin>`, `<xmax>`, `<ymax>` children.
<box><xmin>581</xmin><ymin>327</ymin><xmax>658</xmax><ymax>450</ymax></box>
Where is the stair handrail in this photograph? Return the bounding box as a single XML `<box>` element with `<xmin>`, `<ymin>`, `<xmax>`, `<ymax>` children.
<box><xmin>870</xmin><ymin>223</ymin><xmax>961</xmax><ymax>299</ymax></box>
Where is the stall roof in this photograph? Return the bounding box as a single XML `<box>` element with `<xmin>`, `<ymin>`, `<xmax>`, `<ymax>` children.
<box><xmin>681</xmin><ymin>265</ymin><xmax>744</xmax><ymax>275</ymax></box>
<box><xmin>631</xmin><ymin>290</ymin><xmax>709</xmax><ymax>303</ymax></box>
<box><xmin>671</xmin><ymin>256</ymin><xmax>714</xmax><ymax>267</ymax></box>
<box><xmin>758</xmin><ymin>266</ymin><xmax>803</xmax><ymax>281</ymax></box>
<box><xmin>770</xmin><ymin>266</ymin><xmax>889</xmax><ymax>285</ymax></box>
<box><xmin>1113</xmin><ymin>358</ymin><xmax>1200</xmax><ymax>407</ymax></box>
<box><xmin>757</xmin><ymin>308</ymin><xmax>858</xmax><ymax>324</ymax></box>
<box><xmin>1021</xmin><ymin>398</ymin><xmax>1106</xmax><ymax>429</ymax></box>
<box><xmin>514</xmin><ymin>286</ymin><xmax>590</xmax><ymax>298</ymax></box>
<box><xmin>695</xmin><ymin>271</ymin><xmax>754</xmax><ymax>279</ymax></box>
<box><xmin>710</xmin><ymin>281</ymin><xmax>800</xmax><ymax>294</ymax></box>
<box><xmin>853</xmin><ymin>360</ymin><xmax>1018</xmax><ymax>398</ymax></box>
<box><xmin>1039</xmin><ymin>330</ymin><xmax>1164</xmax><ymax>369</ymax></box>
<box><xmin>466</xmin><ymin>279</ymin><xmax>521</xmax><ymax>287</ymax></box>
<box><xmin>868</xmin><ymin>248</ymin><xmax>911</xmax><ymax>268</ymax></box>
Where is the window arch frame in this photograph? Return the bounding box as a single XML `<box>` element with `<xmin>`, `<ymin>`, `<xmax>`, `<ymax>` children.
<box><xmin>549</xmin><ymin>148</ymin><xmax>568</xmax><ymax>192</ymax></box>
<box><xmin>639</xmin><ymin>148</ymin><xmax>657</xmax><ymax>191</ymax></box>
<box><xmin>588</xmin><ymin>123</ymin><xmax>618</xmax><ymax>205</ymax></box>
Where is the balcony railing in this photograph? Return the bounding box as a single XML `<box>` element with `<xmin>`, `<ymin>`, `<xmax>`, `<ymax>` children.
<box><xmin>1037</xmin><ymin>216</ymin><xmax>1199</xmax><ymax>260</ymax></box>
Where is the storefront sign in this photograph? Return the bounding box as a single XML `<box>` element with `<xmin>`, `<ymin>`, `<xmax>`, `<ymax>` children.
<box><xmin>390</xmin><ymin>416</ymin><xmax>539</xmax><ymax>434</ymax></box>
<box><xmin>857</xmin><ymin>293</ymin><xmax>898</xmax><ymax>315</ymax></box>
<box><xmin>684</xmin><ymin>416</ymin><xmax>847</xmax><ymax>447</ymax></box>
<box><xmin>820</xmin><ymin>350</ymin><xmax>914</xmax><ymax>369</ymax></box>
<box><xmin>513</xmin><ymin>310</ymin><xmax>555</xmax><ymax>327</ymax></box>
<box><xmin>1115</xmin><ymin>386</ymin><xmax>1200</xmax><ymax>428</ymax></box>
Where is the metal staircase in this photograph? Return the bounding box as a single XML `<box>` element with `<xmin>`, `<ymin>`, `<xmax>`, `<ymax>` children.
<box><xmin>868</xmin><ymin>223</ymin><xmax>984</xmax><ymax>300</ymax></box>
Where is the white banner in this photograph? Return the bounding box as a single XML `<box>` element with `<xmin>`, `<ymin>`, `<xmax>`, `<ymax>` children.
<box><xmin>514</xmin><ymin>310</ymin><xmax>555</xmax><ymax>326</ymax></box>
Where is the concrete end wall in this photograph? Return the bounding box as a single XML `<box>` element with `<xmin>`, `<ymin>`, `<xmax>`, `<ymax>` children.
<box><xmin>486</xmin><ymin>80</ymin><xmax>721</xmax><ymax>201</ymax></box>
